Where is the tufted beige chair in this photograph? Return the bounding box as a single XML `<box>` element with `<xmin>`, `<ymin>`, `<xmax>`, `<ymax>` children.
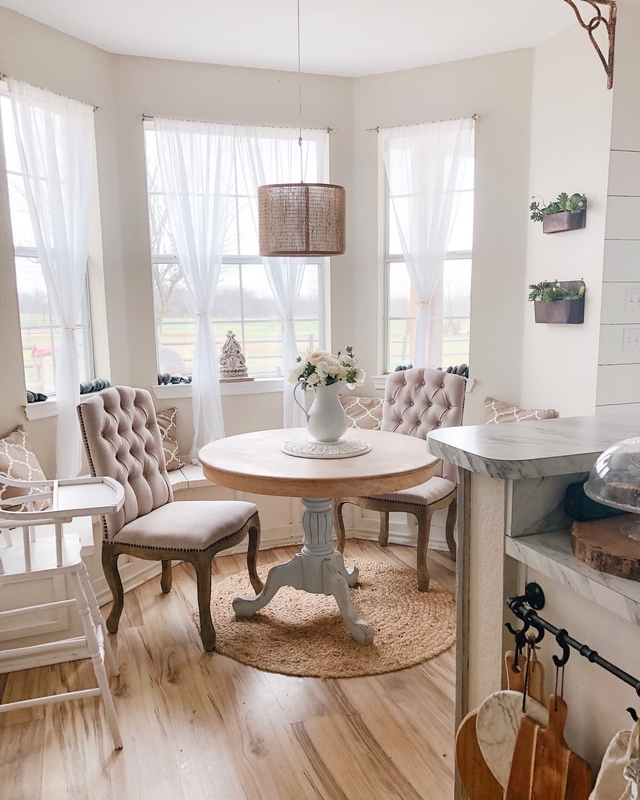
<box><xmin>334</xmin><ymin>368</ymin><xmax>465</xmax><ymax>591</ymax></box>
<box><xmin>77</xmin><ymin>386</ymin><xmax>262</xmax><ymax>651</ymax></box>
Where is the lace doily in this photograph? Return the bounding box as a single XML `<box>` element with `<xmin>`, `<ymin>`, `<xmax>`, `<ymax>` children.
<box><xmin>281</xmin><ymin>437</ymin><xmax>372</xmax><ymax>459</ymax></box>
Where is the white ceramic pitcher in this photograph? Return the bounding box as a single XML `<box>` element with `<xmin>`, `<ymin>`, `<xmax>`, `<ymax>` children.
<box><xmin>294</xmin><ymin>382</ymin><xmax>348</xmax><ymax>443</ymax></box>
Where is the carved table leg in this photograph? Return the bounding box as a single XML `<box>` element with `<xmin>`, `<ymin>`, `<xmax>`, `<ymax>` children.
<box><xmin>232</xmin><ymin>554</ymin><xmax>304</xmax><ymax>617</ymax></box>
<box><xmin>232</xmin><ymin>497</ymin><xmax>375</xmax><ymax>644</ymax></box>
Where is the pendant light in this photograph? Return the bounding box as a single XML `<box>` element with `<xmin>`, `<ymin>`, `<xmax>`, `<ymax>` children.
<box><xmin>258</xmin><ymin>0</ymin><xmax>346</xmax><ymax>257</ymax></box>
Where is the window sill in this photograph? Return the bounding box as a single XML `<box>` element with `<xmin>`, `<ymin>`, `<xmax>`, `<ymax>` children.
<box><xmin>371</xmin><ymin>375</ymin><xmax>476</xmax><ymax>393</ymax></box>
<box><xmin>152</xmin><ymin>377</ymin><xmax>284</xmax><ymax>400</ymax></box>
<box><xmin>22</xmin><ymin>390</ymin><xmax>110</xmax><ymax>421</ymax></box>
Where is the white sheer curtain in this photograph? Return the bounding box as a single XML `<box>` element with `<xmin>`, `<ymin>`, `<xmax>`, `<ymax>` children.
<box><xmin>380</xmin><ymin>118</ymin><xmax>474</xmax><ymax>368</ymax></box>
<box><xmin>237</xmin><ymin>126</ymin><xmax>326</xmax><ymax>427</ymax></box>
<box><xmin>154</xmin><ymin>118</ymin><xmax>235</xmax><ymax>461</ymax></box>
<box><xmin>8</xmin><ymin>79</ymin><xmax>95</xmax><ymax>479</ymax></box>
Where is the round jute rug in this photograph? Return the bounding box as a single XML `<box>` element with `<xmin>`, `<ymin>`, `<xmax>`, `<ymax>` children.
<box><xmin>199</xmin><ymin>558</ymin><xmax>455</xmax><ymax>678</ymax></box>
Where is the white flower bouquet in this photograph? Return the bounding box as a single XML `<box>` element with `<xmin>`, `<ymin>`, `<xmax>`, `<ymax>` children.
<box><xmin>289</xmin><ymin>346</ymin><xmax>366</xmax><ymax>390</ymax></box>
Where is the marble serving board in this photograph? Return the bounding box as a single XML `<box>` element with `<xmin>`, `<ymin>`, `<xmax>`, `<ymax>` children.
<box><xmin>476</xmin><ymin>690</ymin><xmax>549</xmax><ymax>787</ymax></box>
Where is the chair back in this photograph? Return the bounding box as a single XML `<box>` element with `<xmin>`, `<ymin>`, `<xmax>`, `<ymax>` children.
<box><xmin>382</xmin><ymin>368</ymin><xmax>466</xmax><ymax>482</ymax></box>
<box><xmin>77</xmin><ymin>386</ymin><xmax>172</xmax><ymax>540</ymax></box>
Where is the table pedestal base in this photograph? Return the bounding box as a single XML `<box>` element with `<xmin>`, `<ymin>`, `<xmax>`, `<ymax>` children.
<box><xmin>232</xmin><ymin>497</ymin><xmax>375</xmax><ymax>645</ymax></box>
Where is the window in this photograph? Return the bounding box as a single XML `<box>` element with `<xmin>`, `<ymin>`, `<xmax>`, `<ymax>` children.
<box><xmin>145</xmin><ymin>127</ymin><xmax>324</xmax><ymax>379</ymax></box>
<box><xmin>384</xmin><ymin>126</ymin><xmax>474</xmax><ymax>373</ymax></box>
<box><xmin>0</xmin><ymin>94</ymin><xmax>93</xmax><ymax>395</ymax></box>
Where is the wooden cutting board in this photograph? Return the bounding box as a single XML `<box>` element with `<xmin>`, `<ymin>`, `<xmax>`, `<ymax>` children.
<box><xmin>505</xmin><ymin>696</ymin><xmax>593</xmax><ymax>800</ymax></box>
<box><xmin>456</xmin><ymin>710</ymin><xmax>503</xmax><ymax>800</ymax></box>
<box><xmin>505</xmin><ymin>651</ymin><xmax>545</xmax><ymax>703</ymax></box>
<box><xmin>455</xmin><ymin>652</ymin><xmax>545</xmax><ymax>799</ymax></box>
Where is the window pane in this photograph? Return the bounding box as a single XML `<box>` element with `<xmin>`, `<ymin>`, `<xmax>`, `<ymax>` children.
<box><xmin>153</xmin><ymin>264</ymin><xmax>196</xmax><ymax>376</ymax></box>
<box><xmin>386</xmin><ymin>258</ymin><xmax>472</xmax><ymax>372</ymax></box>
<box><xmin>15</xmin><ymin>256</ymin><xmax>92</xmax><ymax>393</ymax></box>
<box><xmin>442</xmin><ymin>258</ymin><xmax>472</xmax><ymax>367</ymax></box>
<box><xmin>448</xmin><ymin>190</ymin><xmax>474</xmax><ymax>252</ymax></box>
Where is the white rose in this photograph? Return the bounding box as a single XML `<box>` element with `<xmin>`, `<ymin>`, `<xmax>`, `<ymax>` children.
<box><xmin>307</xmin><ymin>350</ymin><xmax>330</xmax><ymax>365</ymax></box>
<box><xmin>354</xmin><ymin>368</ymin><xmax>366</xmax><ymax>387</ymax></box>
<box><xmin>306</xmin><ymin>372</ymin><xmax>321</xmax><ymax>386</ymax></box>
<box><xmin>288</xmin><ymin>363</ymin><xmax>305</xmax><ymax>384</ymax></box>
<box><xmin>340</xmin><ymin>355</ymin><xmax>357</xmax><ymax>367</ymax></box>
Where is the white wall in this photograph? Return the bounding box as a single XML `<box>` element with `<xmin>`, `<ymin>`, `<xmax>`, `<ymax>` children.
<box><xmin>521</xmin><ymin>24</ymin><xmax>612</xmax><ymax>416</ymax></box>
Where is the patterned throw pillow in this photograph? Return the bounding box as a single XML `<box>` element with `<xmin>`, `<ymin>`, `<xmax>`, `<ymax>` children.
<box><xmin>0</xmin><ymin>426</ymin><xmax>50</xmax><ymax>511</ymax></box>
<box><xmin>156</xmin><ymin>407</ymin><xmax>183</xmax><ymax>471</ymax></box>
<box><xmin>339</xmin><ymin>394</ymin><xmax>383</xmax><ymax>430</ymax></box>
<box><xmin>484</xmin><ymin>396</ymin><xmax>558</xmax><ymax>424</ymax></box>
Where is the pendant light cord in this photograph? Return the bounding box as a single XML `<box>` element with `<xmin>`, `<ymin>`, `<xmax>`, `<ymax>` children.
<box><xmin>297</xmin><ymin>0</ymin><xmax>303</xmax><ymax>181</ymax></box>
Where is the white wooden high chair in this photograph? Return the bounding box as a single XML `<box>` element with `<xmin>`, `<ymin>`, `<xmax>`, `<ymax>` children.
<box><xmin>0</xmin><ymin>475</ymin><xmax>125</xmax><ymax>749</ymax></box>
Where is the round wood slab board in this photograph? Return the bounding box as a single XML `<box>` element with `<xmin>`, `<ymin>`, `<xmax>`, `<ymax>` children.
<box><xmin>572</xmin><ymin>515</ymin><xmax>640</xmax><ymax>581</ymax></box>
<box><xmin>476</xmin><ymin>690</ymin><xmax>549</xmax><ymax>787</ymax></box>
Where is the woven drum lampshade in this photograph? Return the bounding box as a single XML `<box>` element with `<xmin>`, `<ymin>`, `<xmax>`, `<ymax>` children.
<box><xmin>258</xmin><ymin>182</ymin><xmax>346</xmax><ymax>257</ymax></box>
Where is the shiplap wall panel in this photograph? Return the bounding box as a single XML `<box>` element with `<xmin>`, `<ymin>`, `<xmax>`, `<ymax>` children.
<box><xmin>608</xmin><ymin>150</ymin><xmax>640</xmax><ymax>196</ymax></box>
<box><xmin>596</xmin><ymin>364</ymin><xmax>640</xmax><ymax>405</ymax></box>
<box><xmin>600</xmin><ymin>283</ymin><xmax>640</xmax><ymax>324</ymax></box>
<box><xmin>599</xmin><ymin>324</ymin><xmax>640</xmax><ymax>365</ymax></box>
<box><xmin>605</xmin><ymin>196</ymin><xmax>640</xmax><ymax>240</ymax></box>
<box><xmin>603</xmin><ymin>240</ymin><xmax>640</xmax><ymax>282</ymax></box>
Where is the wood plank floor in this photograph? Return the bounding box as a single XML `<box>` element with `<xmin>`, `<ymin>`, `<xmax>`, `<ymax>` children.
<box><xmin>0</xmin><ymin>540</ymin><xmax>456</xmax><ymax>800</ymax></box>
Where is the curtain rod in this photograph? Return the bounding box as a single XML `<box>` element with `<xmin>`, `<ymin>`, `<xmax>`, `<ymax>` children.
<box><xmin>138</xmin><ymin>113</ymin><xmax>336</xmax><ymax>132</ymax></box>
<box><xmin>366</xmin><ymin>113</ymin><xmax>478</xmax><ymax>132</ymax></box>
<box><xmin>0</xmin><ymin>72</ymin><xmax>102</xmax><ymax>112</ymax></box>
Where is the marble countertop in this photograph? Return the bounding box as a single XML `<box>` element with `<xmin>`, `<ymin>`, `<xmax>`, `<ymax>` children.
<box><xmin>428</xmin><ymin>413</ymin><xmax>640</xmax><ymax>479</ymax></box>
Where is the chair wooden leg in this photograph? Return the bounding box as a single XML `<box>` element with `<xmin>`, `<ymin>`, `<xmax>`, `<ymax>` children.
<box><xmin>102</xmin><ymin>545</ymin><xmax>125</xmax><ymax>634</ymax></box>
<box><xmin>378</xmin><ymin>512</ymin><xmax>390</xmax><ymax>547</ymax></box>
<box><xmin>415</xmin><ymin>507</ymin><xmax>434</xmax><ymax>592</ymax></box>
<box><xmin>247</xmin><ymin>518</ymin><xmax>263</xmax><ymax>594</ymax></box>
<box><xmin>445</xmin><ymin>497</ymin><xmax>457</xmax><ymax>561</ymax></box>
<box><xmin>333</xmin><ymin>500</ymin><xmax>347</xmax><ymax>553</ymax></box>
<box><xmin>193</xmin><ymin>553</ymin><xmax>216</xmax><ymax>652</ymax></box>
<box><xmin>161</xmin><ymin>560</ymin><xmax>173</xmax><ymax>593</ymax></box>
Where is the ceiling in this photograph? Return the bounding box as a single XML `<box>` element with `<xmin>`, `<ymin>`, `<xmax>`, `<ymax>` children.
<box><xmin>2</xmin><ymin>0</ymin><xmax>576</xmax><ymax>77</ymax></box>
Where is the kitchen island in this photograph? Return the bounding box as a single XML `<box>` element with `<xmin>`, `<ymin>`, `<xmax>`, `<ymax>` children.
<box><xmin>428</xmin><ymin>413</ymin><xmax>640</xmax><ymax>791</ymax></box>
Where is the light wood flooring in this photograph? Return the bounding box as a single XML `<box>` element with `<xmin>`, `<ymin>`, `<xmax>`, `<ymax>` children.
<box><xmin>0</xmin><ymin>539</ymin><xmax>456</xmax><ymax>800</ymax></box>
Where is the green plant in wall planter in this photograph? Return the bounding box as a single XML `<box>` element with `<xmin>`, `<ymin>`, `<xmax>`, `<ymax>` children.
<box><xmin>530</xmin><ymin>193</ymin><xmax>587</xmax><ymax>234</ymax></box>
<box><xmin>528</xmin><ymin>280</ymin><xmax>586</xmax><ymax>324</ymax></box>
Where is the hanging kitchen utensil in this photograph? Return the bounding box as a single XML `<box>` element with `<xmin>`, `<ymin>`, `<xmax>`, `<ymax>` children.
<box><xmin>456</xmin><ymin>710</ymin><xmax>504</xmax><ymax>800</ymax></box>
<box><xmin>476</xmin><ymin>642</ymin><xmax>549</xmax><ymax>787</ymax></box>
<box><xmin>506</xmin><ymin>645</ymin><xmax>545</xmax><ymax>705</ymax></box>
<box><xmin>455</xmin><ymin>651</ymin><xmax>542</xmax><ymax>800</ymax></box>
<box><xmin>506</xmin><ymin>635</ymin><xmax>593</xmax><ymax>800</ymax></box>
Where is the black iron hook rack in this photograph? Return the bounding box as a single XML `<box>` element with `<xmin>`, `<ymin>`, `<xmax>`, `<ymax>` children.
<box><xmin>506</xmin><ymin>582</ymin><xmax>640</xmax><ymax>697</ymax></box>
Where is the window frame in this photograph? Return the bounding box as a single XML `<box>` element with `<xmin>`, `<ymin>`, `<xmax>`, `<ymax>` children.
<box><xmin>145</xmin><ymin>119</ymin><xmax>327</xmax><ymax>381</ymax></box>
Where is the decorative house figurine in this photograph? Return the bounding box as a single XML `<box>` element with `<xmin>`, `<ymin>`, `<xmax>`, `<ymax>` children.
<box><xmin>219</xmin><ymin>331</ymin><xmax>254</xmax><ymax>382</ymax></box>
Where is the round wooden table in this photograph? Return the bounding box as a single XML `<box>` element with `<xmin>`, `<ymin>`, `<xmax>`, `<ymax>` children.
<box><xmin>199</xmin><ymin>428</ymin><xmax>438</xmax><ymax>644</ymax></box>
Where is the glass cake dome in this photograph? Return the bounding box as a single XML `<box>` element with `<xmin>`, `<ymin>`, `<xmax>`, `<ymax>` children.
<box><xmin>585</xmin><ymin>437</ymin><xmax>640</xmax><ymax>537</ymax></box>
